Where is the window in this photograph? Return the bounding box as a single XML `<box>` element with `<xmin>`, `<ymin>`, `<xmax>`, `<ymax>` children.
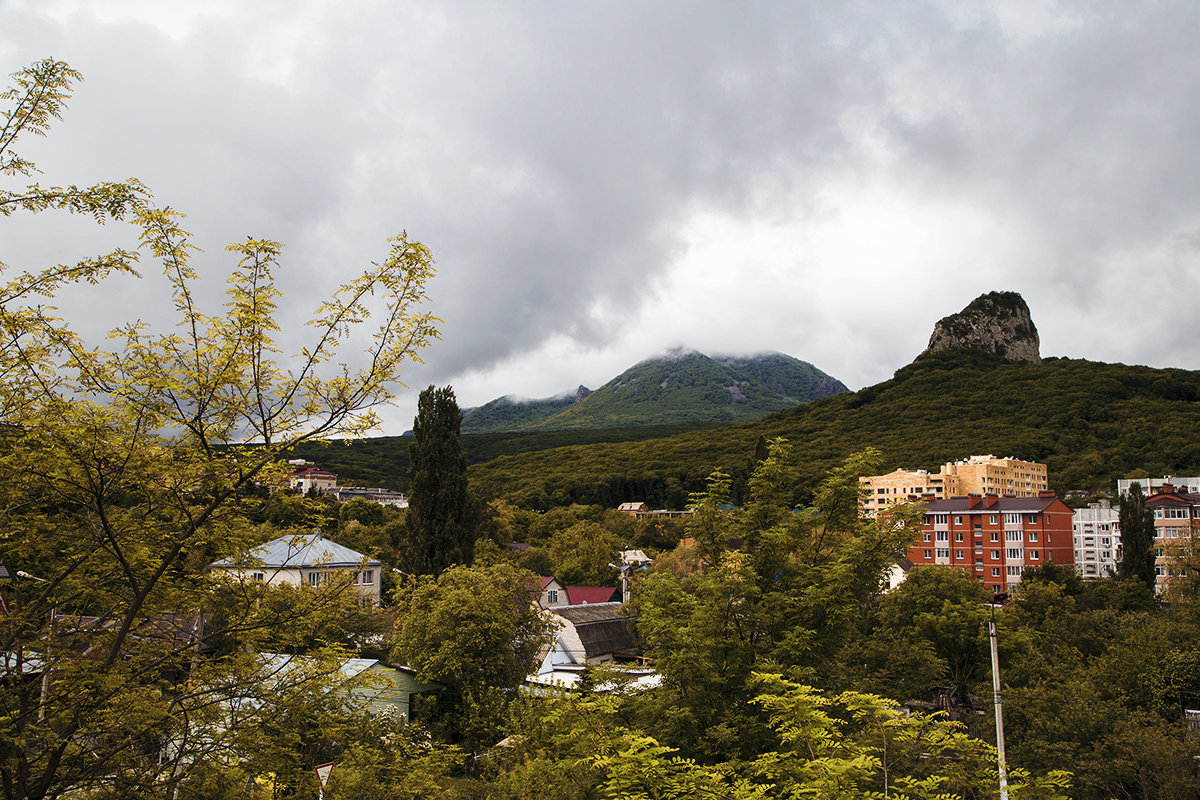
<box><xmin>355</xmin><ymin>570</ymin><xmax>374</xmax><ymax>585</ymax></box>
<box><xmin>936</xmin><ymin>531</ymin><xmax>949</xmax><ymax>542</ymax></box>
<box><xmin>991</xmin><ymin>550</ymin><xmax>1000</xmax><ymax>559</ymax></box>
<box><xmin>1028</xmin><ymin>514</ymin><xmax>1038</xmax><ymax>524</ymax></box>
<box><xmin>1007</xmin><ymin>548</ymin><xmax>1023</xmax><ymax>560</ymax></box>
<box><xmin>990</xmin><ymin>531</ymin><xmax>999</xmax><ymax>542</ymax></box>
<box><xmin>1028</xmin><ymin>531</ymin><xmax>1038</xmax><ymax>542</ymax></box>
<box><xmin>547</xmin><ymin>589</ymin><xmax>559</xmax><ymax>603</ymax></box>
<box><xmin>955</xmin><ymin>516</ymin><xmax>962</xmax><ymax>525</ymax></box>
<box><xmin>308</xmin><ymin>572</ymin><xmax>321</xmax><ymax>586</ymax></box>
<box><xmin>992</xmin><ymin>567</ymin><xmax>1001</xmax><ymax>577</ymax></box>
<box><xmin>955</xmin><ymin>532</ymin><xmax>964</xmax><ymax>542</ymax></box>
<box><xmin>936</xmin><ymin>548</ymin><xmax>950</xmax><ymax>558</ymax></box>
<box><xmin>990</xmin><ymin>515</ymin><xmax>998</xmax><ymax>524</ymax></box>
<box><xmin>923</xmin><ymin>533</ymin><xmax>932</xmax><ymax>542</ymax></box>
<box><xmin>1029</xmin><ymin>550</ymin><xmax>1039</xmax><ymax>560</ymax></box>
<box><xmin>924</xmin><ymin>550</ymin><xmax>932</xmax><ymax>559</ymax></box>
<box><xmin>956</xmin><ymin>550</ymin><xmax>965</xmax><ymax>559</ymax></box>
<box><xmin>1005</xmin><ymin>513</ymin><xmax>1021</xmax><ymax>524</ymax></box>
<box><xmin>1006</xmin><ymin>530</ymin><xmax>1022</xmax><ymax>542</ymax></box>
<box><xmin>1007</xmin><ymin>565</ymin><xmax>1023</xmax><ymax>576</ymax></box>
<box><xmin>251</xmin><ymin>572</ymin><xmax>265</xmax><ymax>582</ymax></box>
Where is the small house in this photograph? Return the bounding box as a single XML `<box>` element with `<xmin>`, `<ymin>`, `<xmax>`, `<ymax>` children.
<box><xmin>210</xmin><ymin>531</ymin><xmax>383</xmax><ymax>605</ymax></box>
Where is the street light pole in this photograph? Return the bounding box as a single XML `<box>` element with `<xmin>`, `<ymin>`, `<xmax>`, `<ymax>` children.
<box><xmin>989</xmin><ymin>598</ymin><xmax>1009</xmax><ymax>800</ymax></box>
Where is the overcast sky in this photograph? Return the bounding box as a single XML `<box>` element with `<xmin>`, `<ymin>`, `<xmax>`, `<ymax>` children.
<box><xmin>4</xmin><ymin>1</ymin><xmax>1200</xmax><ymax>433</ymax></box>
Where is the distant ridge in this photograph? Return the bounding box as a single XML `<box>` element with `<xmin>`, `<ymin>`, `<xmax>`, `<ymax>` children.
<box><xmin>460</xmin><ymin>349</ymin><xmax>848</xmax><ymax>433</ymax></box>
<box><xmin>461</xmin><ymin>386</ymin><xmax>591</xmax><ymax>434</ymax></box>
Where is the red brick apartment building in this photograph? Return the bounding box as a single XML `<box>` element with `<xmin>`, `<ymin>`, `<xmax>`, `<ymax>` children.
<box><xmin>908</xmin><ymin>492</ymin><xmax>1075</xmax><ymax>594</ymax></box>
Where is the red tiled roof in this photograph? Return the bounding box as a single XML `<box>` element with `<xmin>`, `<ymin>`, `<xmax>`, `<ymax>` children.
<box><xmin>920</xmin><ymin>495</ymin><xmax>1062</xmax><ymax>512</ymax></box>
<box><xmin>565</xmin><ymin>586</ymin><xmax>619</xmax><ymax>605</ymax></box>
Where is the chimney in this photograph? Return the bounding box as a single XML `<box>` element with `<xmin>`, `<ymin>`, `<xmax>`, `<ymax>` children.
<box><xmin>968</xmin><ymin>494</ymin><xmax>982</xmax><ymax>509</ymax></box>
<box><xmin>985</xmin><ymin>494</ymin><xmax>999</xmax><ymax>508</ymax></box>
<box><xmin>1037</xmin><ymin>490</ymin><xmax>1056</xmax><ymax>499</ymax></box>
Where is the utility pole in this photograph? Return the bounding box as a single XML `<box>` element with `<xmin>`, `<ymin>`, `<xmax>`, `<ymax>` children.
<box><xmin>989</xmin><ymin>596</ymin><xmax>1009</xmax><ymax>800</ymax></box>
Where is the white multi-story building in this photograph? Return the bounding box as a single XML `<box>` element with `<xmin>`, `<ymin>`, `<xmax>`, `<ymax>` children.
<box><xmin>1117</xmin><ymin>476</ymin><xmax>1200</xmax><ymax>496</ymax></box>
<box><xmin>1073</xmin><ymin>501</ymin><xmax>1121</xmax><ymax>579</ymax></box>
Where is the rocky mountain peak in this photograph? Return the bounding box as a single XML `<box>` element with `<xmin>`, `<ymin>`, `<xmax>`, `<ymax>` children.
<box><xmin>923</xmin><ymin>291</ymin><xmax>1041</xmax><ymax>364</ymax></box>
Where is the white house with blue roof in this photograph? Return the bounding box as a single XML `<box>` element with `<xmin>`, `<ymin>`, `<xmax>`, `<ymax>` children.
<box><xmin>210</xmin><ymin>531</ymin><xmax>383</xmax><ymax>605</ymax></box>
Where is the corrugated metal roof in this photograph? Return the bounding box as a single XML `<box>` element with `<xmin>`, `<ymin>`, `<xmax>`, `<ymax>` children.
<box><xmin>210</xmin><ymin>532</ymin><xmax>381</xmax><ymax>569</ymax></box>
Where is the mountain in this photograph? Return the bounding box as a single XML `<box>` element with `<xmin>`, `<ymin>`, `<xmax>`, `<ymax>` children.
<box><xmin>714</xmin><ymin>353</ymin><xmax>849</xmax><ymax>403</ymax></box>
<box><xmin>469</xmin><ymin>349</ymin><xmax>1200</xmax><ymax>509</ymax></box>
<box><xmin>465</xmin><ymin>291</ymin><xmax>1200</xmax><ymax>508</ymax></box>
<box><xmin>924</xmin><ymin>290</ymin><xmax>1041</xmax><ymax>364</ymax></box>
<box><xmin>460</xmin><ymin>349</ymin><xmax>849</xmax><ymax>433</ymax></box>
<box><xmin>460</xmin><ymin>386</ymin><xmax>591</xmax><ymax>434</ymax></box>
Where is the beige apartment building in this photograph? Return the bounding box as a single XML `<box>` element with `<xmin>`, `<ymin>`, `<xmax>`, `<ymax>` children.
<box><xmin>861</xmin><ymin>454</ymin><xmax>1048</xmax><ymax>515</ymax></box>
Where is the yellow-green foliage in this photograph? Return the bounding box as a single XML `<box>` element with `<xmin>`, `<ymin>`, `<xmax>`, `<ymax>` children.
<box><xmin>0</xmin><ymin>57</ymin><xmax>438</xmax><ymax>799</ymax></box>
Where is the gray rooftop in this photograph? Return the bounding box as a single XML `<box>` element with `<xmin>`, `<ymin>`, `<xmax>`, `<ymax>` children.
<box><xmin>210</xmin><ymin>532</ymin><xmax>381</xmax><ymax>569</ymax></box>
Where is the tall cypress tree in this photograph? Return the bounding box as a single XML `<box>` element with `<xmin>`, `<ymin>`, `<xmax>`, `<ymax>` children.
<box><xmin>1118</xmin><ymin>482</ymin><xmax>1157</xmax><ymax>586</ymax></box>
<box><xmin>404</xmin><ymin>385</ymin><xmax>477</xmax><ymax>574</ymax></box>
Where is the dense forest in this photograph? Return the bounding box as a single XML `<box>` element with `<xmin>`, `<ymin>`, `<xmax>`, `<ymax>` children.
<box><xmin>282</xmin><ymin>421</ymin><xmax>724</xmax><ymax>492</ymax></box>
<box><xmin>467</xmin><ymin>350</ymin><xmax>1200</xmax><ymax>508</ymax></box>
<box><xmin>188</xmin><ymin>447</ymin><xmax>1200</xmax><ymax>799</ymax></box>
<box><xmin>289</xmin><ymin>350</ymin><xmax>1200</xmax><ymax>510</ymax></box>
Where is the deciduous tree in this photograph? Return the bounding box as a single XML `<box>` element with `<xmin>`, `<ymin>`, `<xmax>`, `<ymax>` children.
<box><xmin>0</xmin><ymin>58</ymin><xmax>439</xmax><ymax>800</ymax></box>
<box><xmin>390</xmin><ymin>563</ymin><xmax>555</xmax><ymax>748</ymax></box>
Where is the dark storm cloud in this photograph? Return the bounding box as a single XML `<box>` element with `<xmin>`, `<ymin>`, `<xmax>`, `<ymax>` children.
<box><xmin>5</xmin><ymin>1</ymin><xmax>1200</xmax><ymax>430</ymax></box>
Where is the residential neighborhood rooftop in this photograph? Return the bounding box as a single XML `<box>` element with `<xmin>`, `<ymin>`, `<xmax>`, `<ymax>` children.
<box><xmin>210</xmin><ymin>531</ymin><xmax>381</xmax><ymax>569</ymax></box>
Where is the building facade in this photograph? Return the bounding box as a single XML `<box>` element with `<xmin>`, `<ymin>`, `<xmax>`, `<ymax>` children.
<box><xmin>1118</xmin><ymin>476</ymin><xmax>1200</xmax><ymax>496</ymax></box>
<box><xmin>941</xmin><ymin>455</ymin><xmax>1048</xmax><ymax>498</ymax></box>
<box><xmin>1073</xmin><ymin>501</ymin><xmax>1121</xmax><ymax>579</ymax></box>
<box><xmin>862</xmin><ymin>455</ymin><xmax>1048</xmax><ymax>516</ymax></box>
<box><xmin>907</xmin><ymin>492</ymin><xmax>1074</xmax><ymax>594</ymax></box>
<box><xmin>861</xmin><ymin>469</ymin><xmax>946</xmax><ymax>515</ymax></box>
<box><xmin>1144</xmin><ymin>484</ymin><xmax>1200</xmax><ymax>592</ymax></box>
<box><xmin>210</xmin><ymin>531</ymin><xmax>383</xmax><ymax>605</ymax></box>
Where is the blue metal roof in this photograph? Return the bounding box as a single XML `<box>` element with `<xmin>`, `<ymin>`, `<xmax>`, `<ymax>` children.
<box><xmin>210</xmin><ymin>531</ymin><xmax>381</xmax><ymax>569</ymax></box>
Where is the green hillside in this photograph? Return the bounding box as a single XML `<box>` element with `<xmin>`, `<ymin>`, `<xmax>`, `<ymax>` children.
<box><xmin>467</xmin><ymin>350</ymin><xmax>1200</xmax><ymax>508</ymax></box>
<box><xmin>714</xmin><ymin>352</ymin><xmax>848</xmax><ymax>402</ymax></box>
<box><xmin>460</xmin><ymin>388</ymin><xmax>588</xmax><ymax>434</ymax></box>
<box><xmin>281</xmin><ymin>420</ymin><xmax>725</xmax><ymax>492</ymax></box>
<box><xmin>461</xmin><ymin>349</ymin><xmax>849</xmax><ymax>433</ymax></box>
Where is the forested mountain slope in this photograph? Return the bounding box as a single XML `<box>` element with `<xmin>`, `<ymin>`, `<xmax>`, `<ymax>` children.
<box><xmin>468</xmin><ymin>350</ymin><xmax>1200</xmax><ymax>508</ymax></box>
<box><xmin>283</xmin><ymin>421</ymin><xmax>724</xmax><ymax>491</ymax></box>
<box><xmin>461</xmin><ymin>349</ymin><xmax>848</xmax><ymax>433</ymax></box>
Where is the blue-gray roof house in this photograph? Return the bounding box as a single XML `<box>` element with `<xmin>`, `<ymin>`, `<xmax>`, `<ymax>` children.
<box><xmin>210</xmin><ymin>531</ymin><xmax>383</xmax><ymax>605</ymax></box>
